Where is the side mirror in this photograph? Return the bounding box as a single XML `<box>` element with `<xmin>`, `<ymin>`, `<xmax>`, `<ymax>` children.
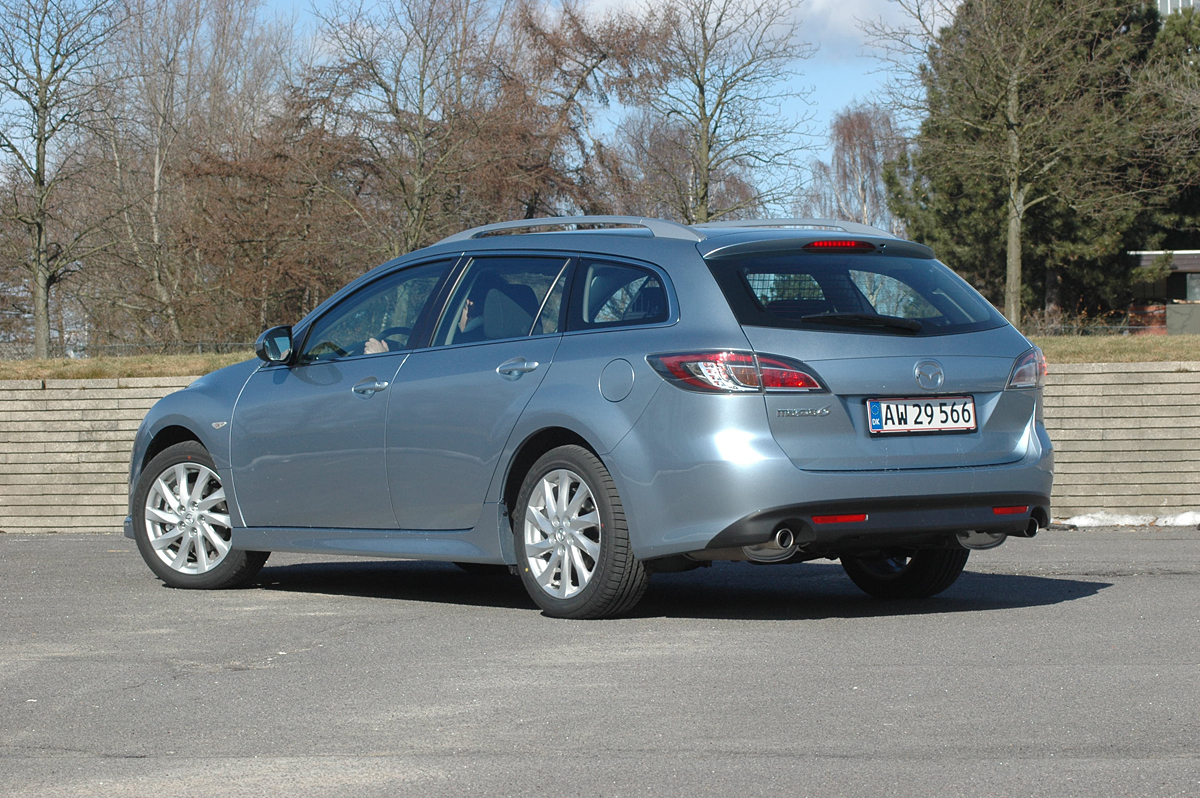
<box><xmin>255</xmin><ymin>326</ymin><xmax>293</xmax><ymax>364</ymax></box>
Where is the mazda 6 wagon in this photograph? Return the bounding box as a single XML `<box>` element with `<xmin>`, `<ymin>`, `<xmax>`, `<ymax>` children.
<box><xmin>125</xmin><ymin>216</ymin><xmax>1053</xmax><ymax>618</ymax></box>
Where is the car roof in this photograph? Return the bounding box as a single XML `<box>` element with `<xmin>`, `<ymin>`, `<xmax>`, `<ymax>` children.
<box><xmin>420</xmin><ymin>216</ymin><xmax>933</xmax><ymax>261</ymax></box>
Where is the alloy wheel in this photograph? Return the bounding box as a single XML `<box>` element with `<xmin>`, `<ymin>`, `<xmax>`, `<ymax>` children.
<box><xmin>523</xmin><ymin>468</ymin><xmax>601</xmax><ymax>599</ymax></box>
<box><xmin>143</xmin><ymin>462</ymin><xmax>233</xmax><ymax>575</ymax></box>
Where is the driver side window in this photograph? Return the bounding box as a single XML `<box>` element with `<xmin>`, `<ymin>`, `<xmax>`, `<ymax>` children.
<box><xmin>299</xmin><ymin>260</ymin><xmax>453</xmax><ymax>363</ymax></box>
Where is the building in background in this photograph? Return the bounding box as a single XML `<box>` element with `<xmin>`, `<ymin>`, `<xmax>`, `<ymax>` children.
<box><xmin>1131</xmin><ymin>251</ymin><xmax>1200</xmax><ymax>334</ymax></box>
<box><xmin>1161</xmin><ymin>0</ymin><xmax>1197</xmax><ymax>15</ymax></box>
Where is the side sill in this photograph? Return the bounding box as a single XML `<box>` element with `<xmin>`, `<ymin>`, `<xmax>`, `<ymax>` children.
<box><xmin>231</xmin><ymin>526</ymin><xmax>505</xmax><ymax>563</ymax></box>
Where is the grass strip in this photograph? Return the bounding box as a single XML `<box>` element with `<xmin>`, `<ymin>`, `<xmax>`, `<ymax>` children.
<box><xmin>0</xmin><ymin>334</ymin><xmax>1196</xmax><ymax>380</ymax></box>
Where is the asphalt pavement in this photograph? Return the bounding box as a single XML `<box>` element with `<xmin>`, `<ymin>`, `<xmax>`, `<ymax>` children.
<box><xmin>1</xmin><ymin>527</ymin><xmax>1198</xmax><ymax>797</ymax></box>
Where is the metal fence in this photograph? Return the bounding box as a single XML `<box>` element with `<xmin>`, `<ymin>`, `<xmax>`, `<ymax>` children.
<box><xmin>0</xmin><ymin>342</ymin><xmax>253</xmax><ymax>360</ymax></box>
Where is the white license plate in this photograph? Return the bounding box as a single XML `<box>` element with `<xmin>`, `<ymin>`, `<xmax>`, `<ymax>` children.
<box><xmin>867</xmin><ymin>396</ymin><xmax>976</xmax><ymax>434</ymax></box>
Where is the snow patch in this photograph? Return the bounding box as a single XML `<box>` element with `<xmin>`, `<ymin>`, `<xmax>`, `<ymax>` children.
<box><xmin>1063</xmin><ymin>510</ymin><xmax>1200</xmax><ymax>528</ymax></box>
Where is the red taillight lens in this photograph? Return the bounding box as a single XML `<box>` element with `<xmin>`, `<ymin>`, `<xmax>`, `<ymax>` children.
<box><xmin>1007</xmin><ymin>347</ymin><xmax>1047</xmax><ymax>389</ymax></box>
<box><xmin>992</xmin><ymin>505</ymin><xmax>1029</xmax><ymax>516</ymax></box>
<box><xmin>802</xmin><ymin>240</ymin><xmax>876</xmax><ymax>253</ymax></box>
<box><xmin>757</xmin><ymin>355</ymin><xmax>822</xmax><ymax>390</ymax></box>
<box><xmin>647</xmin><ymin>351</ymin><xmax>825</xmax><ymax>394</ymax></box>
<box><xmin>811</xmin><ymin>513</ymin><xmax>868</xmax><ymax>524</ymax></box>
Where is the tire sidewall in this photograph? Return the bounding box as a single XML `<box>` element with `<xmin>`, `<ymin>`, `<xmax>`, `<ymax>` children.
<box><xmin>133</xmin><ymin>440</ymin><xmax>247</xmax><ymax>589</ymax></box>
<box><xmin>514</xmin><ymin>446</ymin><xmax>620</xmax><ymax>617</ymax></box>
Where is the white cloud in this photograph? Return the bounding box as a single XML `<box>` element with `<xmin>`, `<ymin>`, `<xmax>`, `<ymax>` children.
<box><xmin>801</xmin><ymin>0</ymin><xmax>906</xmax><ymax>64</ymax></box>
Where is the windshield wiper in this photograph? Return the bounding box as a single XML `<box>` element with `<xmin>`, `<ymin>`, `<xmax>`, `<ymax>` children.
<box><xmin>800</xmin><ymin>312</ymin><xmax>923</xmax><ymax>333</ymax></box>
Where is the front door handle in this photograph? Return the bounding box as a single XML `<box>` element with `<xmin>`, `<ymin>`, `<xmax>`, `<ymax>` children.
<box><xmin>496</xmin><ymin>357</ymin><xmax>540</xmax><ymax>380</ymax></box>
<box><xmin>352</xmin><ymin>378</ymin><xmax>389</xmax><ymax>397</ymax></box>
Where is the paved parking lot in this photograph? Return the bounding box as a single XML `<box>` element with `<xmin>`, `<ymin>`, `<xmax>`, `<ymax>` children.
<box><xmin>1</xmin><ymin>527</ymin><xmax>1198</xmax><ymax>797</ymax></box>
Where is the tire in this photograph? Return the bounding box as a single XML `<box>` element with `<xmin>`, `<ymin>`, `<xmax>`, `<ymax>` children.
<box><xmin>133</xmin><ymin>440</ymin><xmax>268</xmax><ymax>589</ymax></box>
<box><xmin>514</xmin><ymin>445</ymin><xmax>649</xmax><ymax>619</ymax></box>
<box><xmin>840</xmin><ymin>548</ymin><xmax>969</xmax><ymax>599</ymax></box>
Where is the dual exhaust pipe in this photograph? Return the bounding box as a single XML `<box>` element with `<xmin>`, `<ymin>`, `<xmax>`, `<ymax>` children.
<box><xmin>746</xmin><ymin>513</ymin><xmax>1043</xmax><ymax>559</ymax></box>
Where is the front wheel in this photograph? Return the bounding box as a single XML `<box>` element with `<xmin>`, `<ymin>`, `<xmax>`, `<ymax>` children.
<box><xmin>133</xmin><ymin>441</ymin><xmax>268</xmax><ymax>589</ymax></box>
<box><xmin>840</xmin><ymin>548</ymin><xmax>969</xmax><ymax>599</ymax></box>
<box><xmin>514</xmin><ymin>445</ymin><xmax>649</xmax><ymax>619</ymax></box>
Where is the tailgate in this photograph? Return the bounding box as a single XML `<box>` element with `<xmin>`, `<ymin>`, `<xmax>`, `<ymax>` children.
<box><xmin>742</xmin><ymin>325</ymin><xmax>1036</xmax><ymax>472</ymax></box>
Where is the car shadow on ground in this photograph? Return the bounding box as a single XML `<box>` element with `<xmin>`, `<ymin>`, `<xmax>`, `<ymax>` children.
<box><xmin>254</xmin><ymin>559</ymin><xmax>1111</xmax><ymax>621</ymax></box>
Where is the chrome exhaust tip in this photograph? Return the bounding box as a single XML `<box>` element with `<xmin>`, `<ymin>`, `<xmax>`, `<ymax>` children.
<box><xmin>775</xmin><ymin>527</ymin><xmax>794</xmax><ymax>549</ymax></box>
<box><xmin>742</xmin><ymin>526</ymin><xmax>799</xmax><ymax>563</ymax></box>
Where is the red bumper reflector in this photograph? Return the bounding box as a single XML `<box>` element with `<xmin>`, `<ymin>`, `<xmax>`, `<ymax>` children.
<box><xmin>811</xmin><ymin>513</ymin><xmax>868</xmax><ymax>524</ymax></box>
<box><xmin>993</xmin><ymin>505</ymin><xmax>1029</xmax><ymax>516</ymax></box>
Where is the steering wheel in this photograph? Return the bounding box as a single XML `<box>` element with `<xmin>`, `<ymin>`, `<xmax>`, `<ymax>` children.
<box><xmin>377</xmin><ymin>325</ymin><xmax>413</xmax><ymax>345</ymax></box>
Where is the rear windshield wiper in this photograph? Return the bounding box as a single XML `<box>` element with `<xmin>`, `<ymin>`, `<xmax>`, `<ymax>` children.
<box><xmin>800</xmin><ymin>312</ymin><xmax>923</xmax><ymax>333</ymax></box>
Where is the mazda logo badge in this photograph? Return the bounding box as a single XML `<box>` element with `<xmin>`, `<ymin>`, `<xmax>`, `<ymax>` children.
<box><xmin>915</xmin><ymin>360</ymin><xmax>944</xmax><ymax>391</ymax></box>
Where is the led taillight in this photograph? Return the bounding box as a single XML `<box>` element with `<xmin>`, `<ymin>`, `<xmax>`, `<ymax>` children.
<box><xmin>811</xmin><ymin>513</ymin><xmax>868</xmax><ymax>524</ymax></box>
<box><xmin>647</xmin><ymin>351</ymin><xmax>825</xmax><ymax>394</ymax></box>
<box><xmin>802</xmin><ymin>240</ymin><xmax>876</xmax><ymax>253</ymax></box>
<box><xmin>1007</xmin><ymin>347</ymin><xmax>1047</xmax><ymax>389</ymax></box>
<box><xmin>992</xmin><ymin>505</ymin><xmax>1029</xmax><ymax>516</ymax></box>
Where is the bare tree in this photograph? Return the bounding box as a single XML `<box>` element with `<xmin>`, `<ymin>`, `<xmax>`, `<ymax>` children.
<box><xmin>480</xmin><ymin>0</ymin><xmax>654</xmax><ymax>219</ymax></box>
<box><xmin>797</xmin><ymin>103</ymin><xmax>906</xmax><ymax>235</ymax></box>
<box><xmin>0</xmin><ymin>0</ymin><xmax>123</xmax><ymax>357</ymax></box>
<box><xmin>309</xmin><ymin>0</ymin><xmax>510</xmax><ymax>254</ymax></box>
<box><xmin>90</xmin><ymin>0</ymin><xmax>294</xmax><ymax>344</ymax></box>
<box><xmin>617</xmin><ymin>0</ymin><xmax>814</xmax><ymax>223</ymax></box>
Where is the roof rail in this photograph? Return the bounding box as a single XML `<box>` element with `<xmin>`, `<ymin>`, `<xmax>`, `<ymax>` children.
<box><xmin>693</xmin><ymin>218</ymin><xmax>897</xmax><ymax>239</ymax></box>
<box><xmin>437</xmin><ymin>215</ymin><xmax>706</xmax><ymax>244</ymax></box>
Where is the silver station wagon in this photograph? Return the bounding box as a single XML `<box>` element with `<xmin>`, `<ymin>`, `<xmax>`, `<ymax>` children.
<box><xmin>126</xmin><ymin>217</ymin><xmax>1053</xmax><ymax>618</ymax></box>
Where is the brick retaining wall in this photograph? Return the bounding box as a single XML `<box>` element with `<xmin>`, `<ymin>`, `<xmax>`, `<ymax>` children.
<box><xmin>1044</xmin><ymin>362</ymin><xmax>1200</xmax><ymax>517</ymax></box>
<box><xmin>0</xmin><ymin>378</ymin><xmax>194</xmax><ymax>534</ymax></box>
<box><xmin>0</xmin><ymin>363</ymin><xmax>1196</xmax><ymax>533</ymax></box>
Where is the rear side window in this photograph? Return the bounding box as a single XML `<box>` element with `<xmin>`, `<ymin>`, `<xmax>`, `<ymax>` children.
<box><xmin>432</xmin><ymin>256</ymin><xmax>570</xmax><ymax>346</ymax></box>
<box><xmin>568</xmin><ymin>260</ymin><xmax>669</xmax><ymax>330</ymax></box>
<box><xmin>709</xmin><ymin>253</ymin><xmax>1004</xmax><ymax>336</ymax></box>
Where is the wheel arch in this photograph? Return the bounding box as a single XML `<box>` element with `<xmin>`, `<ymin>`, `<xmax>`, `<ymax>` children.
<box><xmin>142</xmin><ymin>425</ymin><xmax>204</xmax><ymax>473</ymax></box>
<box><xmin>501</xmin><ymin>427</ymin><xmax>602</xmax><ymax>517</ymax></box>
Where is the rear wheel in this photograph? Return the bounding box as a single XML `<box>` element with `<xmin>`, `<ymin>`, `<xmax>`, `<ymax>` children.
<box><xmin>514</xmin><ymin>445</ymin><xmax>649</xmax><ymax>619</ymax></box>
<box><xmin>840</xmin><ymin>548</ymin><xmax>969</xmax><ymax>599</ymax></box>
<box><xmin>133</xmin><ymin>441</ymin><xmax>268</xmax><ymax>589</ymax></box>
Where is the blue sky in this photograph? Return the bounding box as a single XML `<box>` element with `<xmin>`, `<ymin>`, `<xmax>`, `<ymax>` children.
<box><xmin>799</xmin><ymin>0</ymin><xmax>905</xmax><ymax>148</ymax></box>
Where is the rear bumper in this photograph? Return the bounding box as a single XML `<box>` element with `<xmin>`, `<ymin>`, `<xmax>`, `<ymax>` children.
<box><xmin>706</xmin><ymin>491</ymin><xmax>1050</xmax><ymax>556</ymax></box>
<box><xmin>607</xmin><ymin>387</ymin><xmax>1054</xmax><ymax>559</ymax></box>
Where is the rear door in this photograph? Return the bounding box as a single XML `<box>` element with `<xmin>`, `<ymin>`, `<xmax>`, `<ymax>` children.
<box><xmin>707</xmin><ymin>248</ymin><xmax>1037</xmax><ymax>471</ymax></box>
<box><xmin>385</xmin><ymin>254</ymin><xmax>570</xmax><ymax>530</ymax></box>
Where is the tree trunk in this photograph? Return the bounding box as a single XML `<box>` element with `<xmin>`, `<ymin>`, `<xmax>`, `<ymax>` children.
<box><xmin>1005</xmin><ymin>182</ymin><xmax>1023</xmax><ymax>326</ymax></box>
<box><xmin>32</xmin><ymin>247</ymin><xmax>51</xmax><ymax>359</ymax></box>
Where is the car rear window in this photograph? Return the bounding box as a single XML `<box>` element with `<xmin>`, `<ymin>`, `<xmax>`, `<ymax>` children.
<box><xmin>707</xmin><ymin>253</ymin><xmax>1005</xmax><ymax>336</ymax></box>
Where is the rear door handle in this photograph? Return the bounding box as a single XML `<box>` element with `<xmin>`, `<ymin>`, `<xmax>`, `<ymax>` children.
<box><xmin>352</xmin><ymin>378</ymin><xmax>389</xmax><ymax>397</ymax></box>
<box><xmin>496</xmin><ymin>357</ymin><xmax>540</xmax><ymax>380</ymax></box>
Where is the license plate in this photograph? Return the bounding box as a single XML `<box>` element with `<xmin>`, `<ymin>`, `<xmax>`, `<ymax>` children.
<box><xmin>867</xmin><ymin>396</ymin><xmax>976</xmax><ymax>434</ymax></box>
